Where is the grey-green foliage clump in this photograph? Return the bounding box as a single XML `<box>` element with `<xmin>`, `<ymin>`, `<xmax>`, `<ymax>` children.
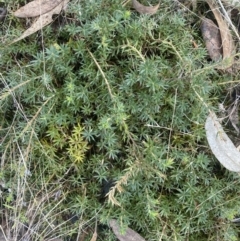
<box><xmin>0</xmin><ymin>0</ymin><xmax>240</xmax><ymax>240</ymax></box>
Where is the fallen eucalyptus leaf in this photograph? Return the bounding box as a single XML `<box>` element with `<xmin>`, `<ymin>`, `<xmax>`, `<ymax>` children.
<box><xmin>201</xmin><ymin>17</ymin><xmax>222</xmax><ymax>61</ymax></box>
<box><xmin>206</xmin><ymin>0</ymin><xmax>235</xmax><ymax>70</ymax></box>
<box><xmin>14</xmin><ymin>0</ymin><xmax>63</xmax><ymax>18</ymax></box>
<box><xmin>109</xmin><ymin>219</ymin><xmax>146</xmax><ymax>241</ymax></box>
<box><xmin>205</xmin><ymin>111</ymin><xmax>240</xmax><ymax>172</ymax></box>
<box><xmin>12</xmin><ymin>0</ymin><xmax>69</xmax><ymax>43</ymax></box>
<box><xmin>132</xmin><ymin>0</ymin><xmax>160</xmax><ymax>15</ymax></box>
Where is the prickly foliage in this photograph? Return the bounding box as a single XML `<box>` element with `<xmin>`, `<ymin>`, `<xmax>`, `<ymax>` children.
<box><xmin>0</xmin><ymin>0</ymin><xmax>240</xmax><ymax>240</ymax></box>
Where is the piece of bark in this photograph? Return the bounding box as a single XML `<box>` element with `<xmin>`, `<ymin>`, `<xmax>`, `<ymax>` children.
<box><xmin>0</xmin><ymin>8</ymin><xmax>7</xmax><ymax>21</ymax></box>
<box><xmin>109</xmin><ymin>219</ymin><xmax>146</xmax><ymax>241</ymax></box>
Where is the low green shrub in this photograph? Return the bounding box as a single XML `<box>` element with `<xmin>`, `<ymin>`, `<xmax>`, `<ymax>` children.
<box><xmin>0</xmin><ymin>0</ymin><xmax>240</xmax><ymax>240</ymax></box>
